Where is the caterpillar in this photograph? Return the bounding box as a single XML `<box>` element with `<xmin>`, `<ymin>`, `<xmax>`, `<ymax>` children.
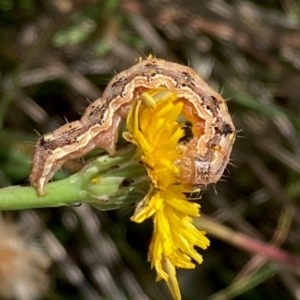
<box><xmin>30</xmin><ymin>57</ymin><xmax>236</xmax><ymax>196</ymax></box>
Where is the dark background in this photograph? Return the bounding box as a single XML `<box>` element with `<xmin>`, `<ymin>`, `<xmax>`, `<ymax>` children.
<box><xmin>0</xmin><ymin>0</ymin><xmax>300</xmax><ymax>299</ymax></box>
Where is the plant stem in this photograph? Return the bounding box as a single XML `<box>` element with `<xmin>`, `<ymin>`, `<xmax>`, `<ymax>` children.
<box><xmin>196</xmin><ymin>215</ymin><xmax>300</xmax><ymax>269</ymax></box>
<box><xmin>0</xmin><ymin>148</ymin><xmax>149</xmax><ymax>211</ymax></box>
<box><xmin>0</xmin><ymin>173</ymin><xmax>83</xmax><ymax>210</ymax></box>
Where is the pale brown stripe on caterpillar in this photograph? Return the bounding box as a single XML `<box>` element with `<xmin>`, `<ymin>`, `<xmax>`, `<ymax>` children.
<box><xmin>30</xmin><ymin>57</ymin><xmax>236</xmax><ymax>196</ymax></box>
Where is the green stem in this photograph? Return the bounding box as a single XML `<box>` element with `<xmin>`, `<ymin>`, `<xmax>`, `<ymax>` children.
<box><xmin>0</xmin><ymin>174</ymin><xmax>83</xmax><ymax>210</ymax></box>
<box><xmin>0</xmin><ymin>148</ymin><xmax>149</xmax><ymax>211</ymax></box>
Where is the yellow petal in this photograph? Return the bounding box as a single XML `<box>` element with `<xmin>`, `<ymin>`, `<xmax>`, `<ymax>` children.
<box><xmin>163</xmin><ymin>257</ymin><xmax>182</xmax><ymax>300</ymax></box>
<box><xmin>126</xmin><ymin>88</ymin><xmax>210</xmax><ymax>300</ymax></box>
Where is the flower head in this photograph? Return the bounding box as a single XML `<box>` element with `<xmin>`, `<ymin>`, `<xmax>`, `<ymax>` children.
<box><xmin>124</xmin><ymin>88</ymin><xmax>210</xmax><ymax>300</ymax></box>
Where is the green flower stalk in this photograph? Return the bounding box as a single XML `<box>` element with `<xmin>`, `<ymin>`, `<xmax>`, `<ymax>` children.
<box><xmin>0</xmin><ymin>147</ymin><xmax>149</xmax><ymax>211</ymax></box>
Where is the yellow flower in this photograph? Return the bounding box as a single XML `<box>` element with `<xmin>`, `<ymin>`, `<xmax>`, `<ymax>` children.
<box><xmin>124</xmin><ymin>88</ymin><xmax>210</xmax><ymax>300</ymax></box>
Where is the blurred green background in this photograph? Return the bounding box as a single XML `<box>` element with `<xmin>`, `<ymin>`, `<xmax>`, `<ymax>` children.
<box><xmin>0</xmin><ymin>0</ymin><xmax>300</xmax><ymax>299</ymax></box>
